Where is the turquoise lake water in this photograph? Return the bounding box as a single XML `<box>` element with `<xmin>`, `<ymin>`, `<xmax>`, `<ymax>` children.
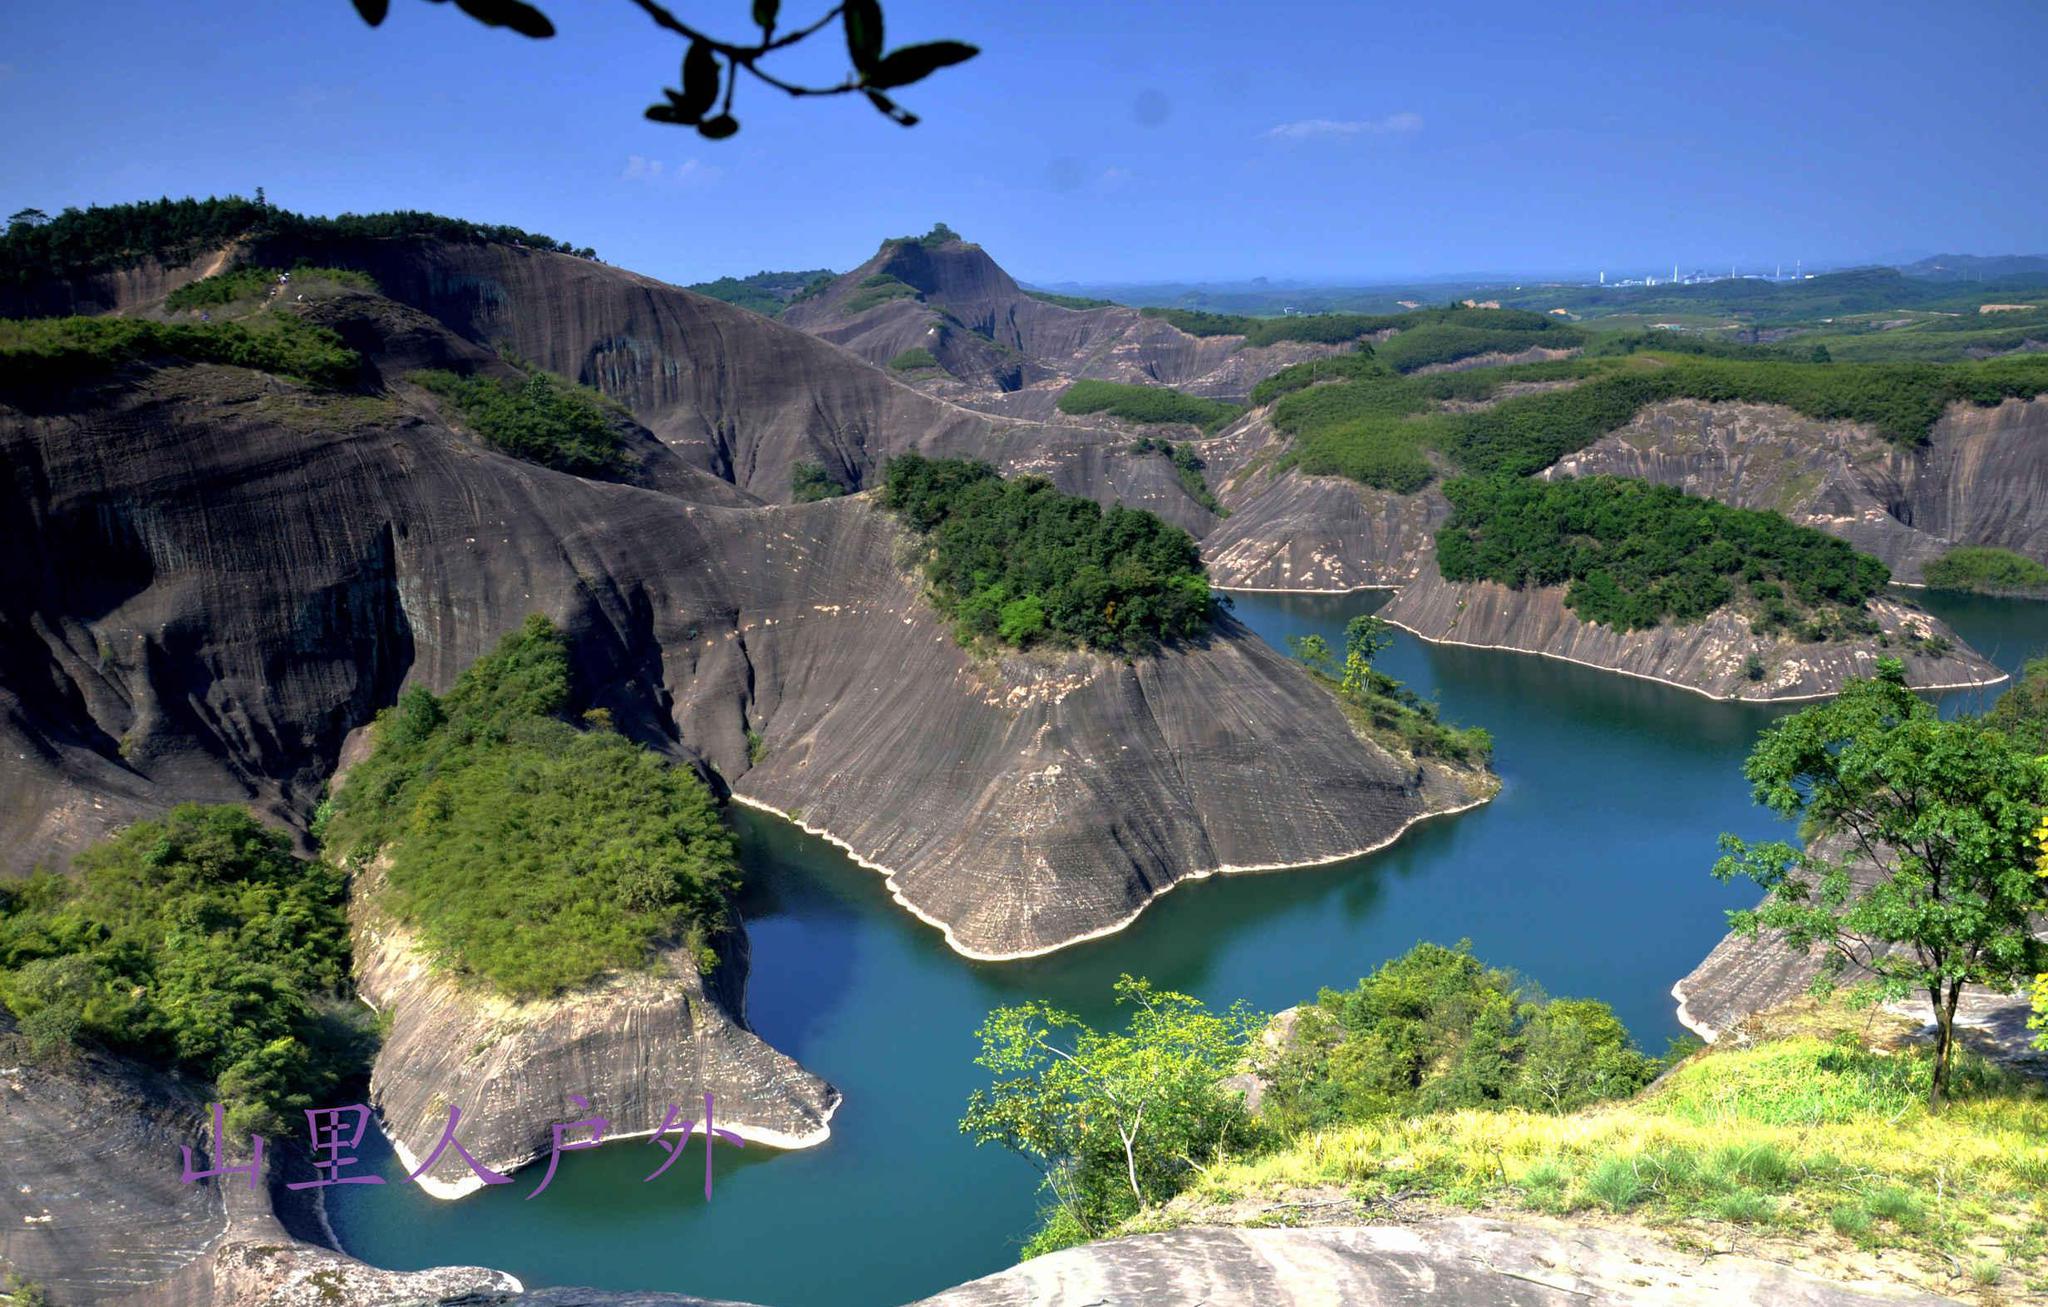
<box><xmin>326</xmin><ymin>588</ymin><xmax>2047</xmax><ymax>1306</ymax></box>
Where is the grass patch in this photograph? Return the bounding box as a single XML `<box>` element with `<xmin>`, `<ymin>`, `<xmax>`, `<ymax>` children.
<box><xmin>1159</xmin><ymin>1034</ymin><xmax>2048</xmax><ymax>1287</ymax></box>
<box><xmin>412</xmin><ymin>367</ymin><xmax>626</xmax><ymax>476</ymax></box>
<box><xmin>321</xmin><ymin>615</ymin><xmax>737</xmax><ymax>998</ymax></box>
<box><xmin>163</xmin><ymin>264</ymin><xmax>376</xmax><ymax>311</ymax></box>
<box><xmin>791</xmin><ymin>459</ymin><xmax>848</xmax><ymax>501</ymax></box>
<box><xmin>1057</xmin><ymin>378</ymin><xmax>1242</xmax><ymax>432</ymax></box>
<box><xmin>1024</xmin><ymin>288</ymin><xmax>1116</xmax><ymax>310</ymax></box>
<box><xmin>844</xmin><ymin>273</ymin><xmax>921</xmax><ymax>315</ymax></box>
<box><xmin>0</xmin><ymin>312</ymin><xmax>359</xmax><ymax>388</ymax></box>
<box><xmin>887</xmin><ymin>346</ymin><xmax>941</xmax><ymax>372</ymax></box>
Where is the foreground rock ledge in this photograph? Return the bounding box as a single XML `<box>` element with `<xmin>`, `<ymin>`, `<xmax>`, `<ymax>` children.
<box><xmin>354</xmin><ymin>892</ymin><xmax>838</xmax><ymax>1198</ymax></box>
<box><xmin>1380</xmin><ymin>560</ymin><xmax>2004</xmax><ymax>702</ymax></box>
<box><xmin>911</xmin><ymin>1218</ymin><xmax>1954</xmax><ymax>1307</ymax></box>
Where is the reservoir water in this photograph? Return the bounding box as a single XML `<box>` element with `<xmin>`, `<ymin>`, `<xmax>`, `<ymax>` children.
<box><xmin>327</xmin><ymin>589</ymin><xmax>2048</xmax><ymax>1306</ymax></box>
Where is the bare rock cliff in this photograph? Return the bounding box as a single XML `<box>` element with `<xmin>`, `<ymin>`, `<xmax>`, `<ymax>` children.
<box><xmin>1544</xmin><ymin>396</ymin><xmax>2048</xmax><ymax>582</ymax></box>
<box><xmin>1378</xmin><ymin>560</ymin><xmax>2003</xmax><ymax>701</ymax></box>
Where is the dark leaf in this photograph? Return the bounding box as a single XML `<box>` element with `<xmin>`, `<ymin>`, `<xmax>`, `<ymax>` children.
<box><xmin>752</xmin><ymin>0</ymin><xmax>779</xmax><ymax>32</ymax></box>
<box><xmin>843</xmin><ymin>0</ymin><xmax>883</xmax><ymax>71</ymax></box>
<box><xmin>350</xmin><ymin>0</ymin><xmax>391</xmax><ymax>25</ymax></box>
<box><xmin>864</xmin><ymin>89</ymin><xmax>919</xmax><ymax>127</ymax></box>
<box><xmin>697</xmin><ymin>114</ymin><xmax>740</xmax><ymax>140</ymax></box>
<box><xmin>864</xmin><ymin>40</ymin><xmax>979</xmax><ymax>89</ymax></box>
<box><xmin>678</xmin><ymin>39</ymin><xmax>720</xmax><ymax>120</ymax></box>
<box><xmin>645</xmin><ymin>103</ymin><xmax>690</xmax><ymax>125</ymax></box>
<box><xmin>451</xmin><ymin>0</ymin><xmax>555</xmax><ymax>38</ymax></box>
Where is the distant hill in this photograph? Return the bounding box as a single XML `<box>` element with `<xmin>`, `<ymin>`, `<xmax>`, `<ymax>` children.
<box><xmin>1899</xmin><ymin>253</ymin><xmax>2048</xmax><ymax>282</ymax></box>
<box><xmin>685</xmin><ymin>267</ymin><xmax>835</xmax><ymax>317</ymax></box>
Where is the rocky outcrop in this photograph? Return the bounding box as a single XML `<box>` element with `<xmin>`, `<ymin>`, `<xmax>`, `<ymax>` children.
<box><xmin>1378</xmin><ymin>560</ymin><xmax>2004</xmax><ymax>701</ymax></box>
<box><xmin>1198</xmin><ymin>414</ymin><xmax>1444</xmax><ymax>591</ymax></box>
<box><xmin>0</xmin><ymin>1023</ymin><xmax>516</xmax><ymax>1307</ymax></box>
<box><xmin>1672</xmin><ymin>844</ymin><xmax>2046</xmax><ymax>1072</ymax></box>
<box><xmin>1544</xmin><ymin>396</ymin><xmax>2048</xmax><ymax>583</ymax></box>
<box><xmin>912</xmin><ymin>1218</ymin><xmax>1953</xmax><ymax>1306</ymax></box>
<box><xmin>781</xmin><ymin>235</ymin><xmax>1342</xmax><ymax>405</ymax></box>
<box><xmin>353</xmin><ymin>892</ymin><xmax>837</xmax><ymax>1198</ymax></box>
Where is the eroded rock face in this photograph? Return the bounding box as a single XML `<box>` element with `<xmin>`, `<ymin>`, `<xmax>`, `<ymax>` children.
<box><xmin>1198</xmin><ymin>415</ymin><xmax>1445</xmax><ymax>592</ymax></box>
<box><xmin>353</xmin><ymin>893</ymin><xmax>838</xmax><ymax>1197</ymax></box>
<box><xmin>1544</xmin><ymin>396</ymin><xmax>2048</xmax><ymax>583</ymax></box>
<box><xmin>0</xmin><ymin>1023</ymin><xmax>515</xmax><ymax>1307</ymax></box>
<box><xmin>1378</xmin><ymin>560</ymin><xmax>2003</xmax><ymax>701</ymax></box>
<box><xmin>911</xmin><ymin>1218</ymin><xmax>1952</xmax><ymax>1306</ymax></box>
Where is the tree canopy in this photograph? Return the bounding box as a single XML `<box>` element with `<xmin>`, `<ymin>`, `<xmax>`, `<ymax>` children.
<box><xmin>321</xmin><ymin>614</ymin><xmax>740</xmax><ymax>997</ymax></box>
<box><xmin>0</xmin><ymin>805</ymin><xmax>362</xmax><ymax>1135</ymax></box>
<box><xmin>880</xmin><ymin>454</ymin><xmax>1215</xmax><ymax>654</ymax></box>
<box><xmin>1713</xmin><ymin>660</ymin><xmax>2048</xmax><ymax>1108</ymax></box>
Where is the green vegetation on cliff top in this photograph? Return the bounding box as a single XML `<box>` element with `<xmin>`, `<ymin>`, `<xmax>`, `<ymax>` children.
<box><xmin>163</xmin><ymin>264</ymin><xmax>377</xmax><ymax>311</ymax></box>
<box><xmin>321</xmin><ymin>615</ymin><xmax>738</xmax><ymax>998</ymax></box>
<box><xmin>686</xmin><ymin>268</ymin><xmax>836</xmax><ymax>317</ymax></box>
<box><xmin>0</xmin><ymin>805</ymin><xmax>363</xmax><ymax>1136</ymax></box>
<box><xmin>1435</xmin><ymin>474</ymin><xmax>1893</xmax><ymax>635</ymax></box>
<box><xmin>413</xmin><ymin>367</ymin><xmax>628</xmax><ymax>477</ymax></box>
<box><xmin>1</xmin><ymin>195</ymin><xmax>595</xmax><ymax>287</ymax></box>
<box><xmin>1057</xmin><ymin>378</ymin><xmax>1241</xmax><ymax>432</ymax></box>
<box><xmin>881</xmin><ymin>453</ymin><xmax>1214</xmax><ymax>654</ymax></box>
<box><xmin>1923</xmin><ymin>546</ymin><xmax>2048</xmax><ymax>596</ymax></box>
<box><xmin>0</xmin><ymin>311</ymin><xmax>361</xmax><ymax>388</ymax></box>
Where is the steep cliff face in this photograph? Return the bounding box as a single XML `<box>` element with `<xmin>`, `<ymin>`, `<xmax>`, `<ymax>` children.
<box><xmin>781</xmin><ymin>235</ymin><xmax>1340</xmax><ymax>404</ymax></box>
<box><xmin>1378</xmin><ymin>560</ymin><xmax>2002</xmax><ymax>701</ymax></box>
<box><xmin>1544</xmin><ymin>396</ymin><xmax>2048</xmax><ymax>582</ymax></box>
<box><xmin>0</xmin><ymin>1023</ymin><xmax>517</xmax><ymax>1307</ymax></box>
<box><xmin>1198</xmin><ymin>414</ymin><xmax>1445</xmax><ymax>591</ymax></box>
<box><xmin>353</xmin><ymin>882</ymin><xmax>838</xmax><ymax>1198</ymax></box>
<box><xmin>912</xmin><ymin>1218</ymin><xmax>1950</xmax><ymax>1306</ymax></box>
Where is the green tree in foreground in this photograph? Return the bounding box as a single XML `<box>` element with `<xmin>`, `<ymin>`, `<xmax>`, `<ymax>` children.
<box><xmin>1714</xmin><ymin>659</ymin><xmax>2048</xmax><ymax>1109</ymax></box>
<box><xmin>961</xmin><ymin>977</ymin><xmax>1261</xmax><ymax>1254</ymax></box>
<box><xmin>0</xmin><ymin>805</ymin><xmax>359</xmax><ymax>1135</ymax></box>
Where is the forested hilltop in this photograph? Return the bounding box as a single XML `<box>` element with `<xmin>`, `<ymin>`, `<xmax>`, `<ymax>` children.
<box><xmin>0</xmin><ymin>195</ymin><xmax>596</xmax><ymax>288</ymax></box>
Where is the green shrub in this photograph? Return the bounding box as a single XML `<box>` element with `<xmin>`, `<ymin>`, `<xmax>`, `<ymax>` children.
<box><xmin>1024</xmin><ymin>289</ymin><xmax>1115</xmax><ymax>310</ymax></box>
<box><xmin>880</xmin><ymin>454</ymin><xmax>1214</xmax><ymax>654</ymax></box>
<box><xmin>163</xmin><ymin>264</ymin><xmax>376</xmax><ymax>311</ymax></box>
<box><xmin>887</xmin><ymin>346</ymin><xmax>940</xmax><ymax>372</ymax></box>
<box><xmin>1434</xmin><ymin>474</ymin><xmax>1890</xmax><ymax>633</ymax></box>
<box><xmin>791</xmin><ymin>460</ymin><xmax>848</xmax><ymax>501</ymax></box>
<box><xmin>1056</xmin><ymin>379</ymin><xmax>1241</xmax><ymax>431</ymax></box>
<box><xmin>323</xmin><ymin>616</ymin><xmax>738</xmax><ymax>999</ymax></box>
<box><xmin>844</xmin><ymin>273</ymin><xmax>921</xmax><ymax>314</ymax></box>
<box><xmin>1922</xmin><ymin>545</ymin><xmax>2048</xmax><ymax>594</ymax></box>
<box><xmin>0</xmin><ymin>312</ymin><xmax>359</xmax><ymax>387</ymax></box>
<box><xmin>413</xmin><ymin>367</ymin><xmax>625</xmax><ymax>475</ymax></box>
<box><xmin>0</xmin><ymin>805</ymin><xmax>358</xmax><ymax>1135</ymax></box>
<box><xmin>1584</xmin><ymin>1156</ymin><xmax>1647</xmax><ymax>1211</ymax></box>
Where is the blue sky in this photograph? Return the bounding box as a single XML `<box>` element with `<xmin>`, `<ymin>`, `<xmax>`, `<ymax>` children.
<box><xmin>3</xmin><ymin>1</ymin><xmax>2043</xmax><ymax>285</ymax></box>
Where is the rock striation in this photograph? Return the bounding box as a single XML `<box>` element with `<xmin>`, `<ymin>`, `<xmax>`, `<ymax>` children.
<box><xmin>911</xmin><ymin>1217</ymin><xmax>1954</xmax><ymax>1306</ymax></box>
<box><xmin>1378</xmin><ymin>559</ymin><xmax>2004</xmax><ymax>701</ymax></box>
<box><xmin>353</xmin><ymin>880</ymin><xmax>838</xmax><ymax>1198</ymax></box>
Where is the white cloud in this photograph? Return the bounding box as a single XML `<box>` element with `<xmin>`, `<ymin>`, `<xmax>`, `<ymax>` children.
<box><xmin>621</xmin><ymin>155</ymin><xmax>720</xmax><ymax>186</ymax></box>
<box><xmin>1264</xmin><ymin>112</ymin><xmax>1423</xmax><ymax>141</ymax></box>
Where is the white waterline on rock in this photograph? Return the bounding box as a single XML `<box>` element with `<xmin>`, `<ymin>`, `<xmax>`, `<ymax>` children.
<box><xmin>733</xmin><ymin>785</ymin><xmax>1497</xmax><ymax>964</ymax></box>
<box><xmin>1375</xmin><ymin>614</ymin><xmax>2008</xmax><ymax>704</ymax></box>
